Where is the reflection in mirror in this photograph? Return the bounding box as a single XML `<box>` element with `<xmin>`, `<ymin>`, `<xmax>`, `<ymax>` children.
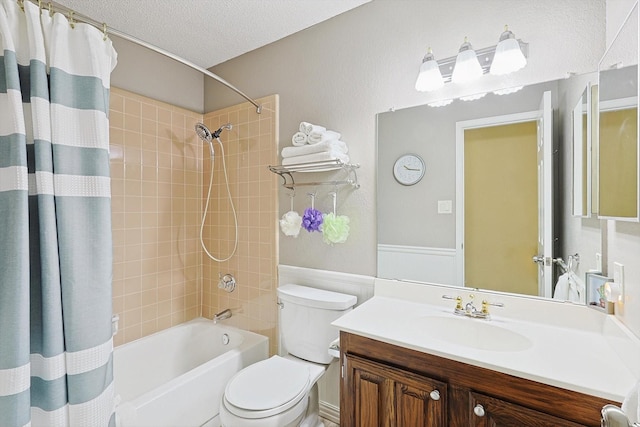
<box><xmin>598</xmin><ymin>2</ymin><xmax>639</xmax><ymax>221</ymax></box>
<box><xmin>377</xmin><ymin>75</ymin><xmax>601</xmax><ymax>301</ymax></box>
<box><xmin>572</xmin><ymin>85</ymin><xmax>592</xmax><ymax>218</ymax></box>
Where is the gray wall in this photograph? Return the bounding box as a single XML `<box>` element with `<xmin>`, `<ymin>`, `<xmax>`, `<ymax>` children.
<box><xmin>110</xmin><ymin>35</ymin><xmax>204</xmax><ymax>113</ymax></box>
<box><xmin>204</xmin><ymin>0</ymin><xmax>605</xmax><ymax>277</ymax></box>
<box><xmin>377</xmin><ymin>81</ymin><xmax>559</xmax><ymax>249</ymax></box>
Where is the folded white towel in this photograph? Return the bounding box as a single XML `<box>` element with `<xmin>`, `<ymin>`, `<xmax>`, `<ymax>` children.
<box><xmin>291</xmin><ymin>131</ymin><xmax>308</xmax><ymax>146</ymax></box>
<box><xmin>282</xmin><ymin>151</ymin><xmax>350</xmax><ymax>166</ymax></box>
<box><xmin>622</xmin><ymin>380</ymin><xmax>640</xmax><ymax>424</ymax></box>
<box><xmin>308</xmin><ymin>130</ymin><xmax>342</xmax><ymax>144</ymax></box>
<box><xmin>281</xmin><ymin>140</ymin><xmax>348</xmax><ymax>158</ymax></box>
<box><xmin>300</xmin><ymin>121</ymin><xmax>326</xmax><ymax>135</ymax></box>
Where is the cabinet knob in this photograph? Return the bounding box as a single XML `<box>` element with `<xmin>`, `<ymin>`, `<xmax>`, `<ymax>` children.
<box><xmin>429</xmin><ymin>390</ymin><xmax>440</xmax><ymax>401</ymax></box>
<box><xmin>474</xmin><ymin>404</ymin><xmax>486</xmax><ymax>417</ymax></box>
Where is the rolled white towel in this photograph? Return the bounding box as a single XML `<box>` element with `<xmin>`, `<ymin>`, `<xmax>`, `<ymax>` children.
<box><xmin>622</xmin><ymin>380</ymin><xmax>640</xmax><ymax>424</ymax></box>
<box><xmin>281</xmin><ymin>140</ymin><xmax>348</xmax><ymax>159</ymax></box>
<box><xmin>308</xmin><ymin>130</ymin><xmax>342</xmax><ymax>144</ymax></box>
<box><xmin>300</xmin><ymin>121</ymin><xmax>326</xmax><ymax>135</ymax></box>
<box><xmin>291</xmin><ymin>131</ymin><xmax>308</xmax><ymax>146</ymax></box>
<box><xmin>282</xmin><ymin>151</ymin><xmax>350</xmax><ymax>166</ymax></box>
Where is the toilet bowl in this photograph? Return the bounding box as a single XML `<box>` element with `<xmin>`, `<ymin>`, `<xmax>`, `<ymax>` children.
<box><xmin>219</xmin><ymin>284</ymin><xmax>357</xmax><ymax>427</ymax></box>
<box><xmin>220</xmin><ymin>355</ymin><xmax>325</xmax><ymax>427</ymax></box>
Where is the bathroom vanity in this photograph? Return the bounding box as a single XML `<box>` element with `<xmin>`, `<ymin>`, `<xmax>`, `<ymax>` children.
<box><xmin>340</xmin><ymin>332</ymin><xmax>610</xmax><ymax>426</ymax></box>
<box><xmin>333</xmin><ymin>279</ymin><xmax>640</xmax><ymax>427</ymax></box>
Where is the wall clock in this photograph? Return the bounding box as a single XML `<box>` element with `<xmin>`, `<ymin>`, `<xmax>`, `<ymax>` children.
<box><xmin>393</xmin><ymin>154</ymin><xmax>425</xmax><ymax>185</ymax></box>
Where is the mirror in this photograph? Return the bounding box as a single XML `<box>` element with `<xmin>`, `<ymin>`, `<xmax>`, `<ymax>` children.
<box><xmin>597</xmin><ymin>2</ymin><xmax>639</xmax><ymax>221</ymax></box>
<box><xmin>377</xmin><ymin>74</ymin><xmax>600</xmax><ymax>299</ymax></box>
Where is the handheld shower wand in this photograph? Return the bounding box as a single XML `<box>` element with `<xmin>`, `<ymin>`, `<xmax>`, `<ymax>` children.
<box><xmin>194</xmin><ymin>123</ymin><xmax>238</xmax><ymax>262</ymax></box>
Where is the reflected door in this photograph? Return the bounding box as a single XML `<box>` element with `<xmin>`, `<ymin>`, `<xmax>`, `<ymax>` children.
<box><xmin>456</xmin><ymin>91</ymin><xmax>553</xmax><ymax>297</ymax></box>
<box><xmin>463</xmin><ymin>121</ymin><xmax>538</xmax><ymax>295</ymax></box>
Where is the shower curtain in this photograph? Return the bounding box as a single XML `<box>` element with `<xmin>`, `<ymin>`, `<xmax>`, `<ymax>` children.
<box><xmin>0</xmin><ymin>0</ymin><xmax>117</xmax><ymax>426</ymax></box>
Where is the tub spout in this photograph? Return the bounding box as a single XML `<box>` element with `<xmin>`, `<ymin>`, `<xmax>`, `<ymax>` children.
<box><xmin>213</xmin><ymin>308</ymin><xmax>232</xmax><ymax>324</ymax></box>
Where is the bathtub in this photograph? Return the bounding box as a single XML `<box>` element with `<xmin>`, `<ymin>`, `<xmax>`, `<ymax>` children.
<box><xmin>114</xmin><ymin>317</ymin><xmax>269</xmax><ymax>427</ymax></box>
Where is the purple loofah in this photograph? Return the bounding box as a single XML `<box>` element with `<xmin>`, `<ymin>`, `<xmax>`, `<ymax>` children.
<box><xmin>302</xmin><ymin>207</ymin><xmax>323</xmax><ymax>232</ymax></box>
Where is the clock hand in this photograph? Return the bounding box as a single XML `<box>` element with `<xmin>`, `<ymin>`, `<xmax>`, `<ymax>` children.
<box><xmin>403</xmin><ymin>165</ymin><xmax>420</xmax><ymax>171</ymax></box>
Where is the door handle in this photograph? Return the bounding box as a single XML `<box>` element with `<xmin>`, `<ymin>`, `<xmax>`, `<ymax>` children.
<box><xmin>532</xmin><ymin>255</ymin><xmax>545</xmax><ymax>264</ymax></box>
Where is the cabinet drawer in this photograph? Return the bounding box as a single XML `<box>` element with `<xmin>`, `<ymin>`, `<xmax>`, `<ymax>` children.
<box><xmin>469</xmin><ymin>391</ymin><xmax>588</xmax><ymax>427</ymax></box>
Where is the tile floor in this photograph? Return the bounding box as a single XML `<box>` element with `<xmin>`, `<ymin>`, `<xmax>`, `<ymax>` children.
<box><xmin>321</xmin><ymin>418</ymin><xmax>339</xmax><ymax>427</ymax></box>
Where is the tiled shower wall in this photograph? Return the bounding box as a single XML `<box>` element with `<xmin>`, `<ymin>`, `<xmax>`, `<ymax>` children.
<box><xmin>110</xmin><ymin>87</ymin><xmax>203</xmax><ymax>346</ymax></box>
<box><xmin>109</xmin><ymin>88</ymin><xmax>279</xmax><ymax>352</ymax></box>
<box><xmin>201</xmin><ymin>95</ymin><xmax>280</xmax><ymax>356</ymax></box>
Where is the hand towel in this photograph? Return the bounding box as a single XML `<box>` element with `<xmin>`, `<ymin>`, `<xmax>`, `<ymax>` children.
<box><xmin>553</xmin><ymin>273</ymin><xmax>569</xmax><ymax>300</ymax></box>
<box><xmin>308</xmin><ymin>130</ymin><xmax>342</xmax><ymax>144</ymax></box>
<box><xmin>281</xmin><ymin>140</ymin><xmax>348</xmax><ymax>158</ymax></box>
<box><xmin>291</xmin><ymin>131</ymin><xmax>308</xmax><ymax>146</ymax></box>
<box><xmin>622</xmin><ymin>380</ymin><xmax>640</xmax><ymax>424</ymax></box>
<box><xmin>300</xmin><ymin>121</ymin><xmax>326</xmax><ymax>135</ymax></box>
<box><xmin>282</xmin><ymin>151</ymin><xmax>350</xmax><ymax>167</ymax></box>
<box><xmin>567</xmin><ymin>271</ymin><xmax>586</xmax><ymax>304</ymax></box>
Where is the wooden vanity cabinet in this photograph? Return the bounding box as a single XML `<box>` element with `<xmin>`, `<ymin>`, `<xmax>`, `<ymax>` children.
<box><xmin>340</xmin><ymin>332</ymin><xmax>617</xmax><ymax>427</ymax></box>
<box><xmin>349</xmin><ymin>354</ymin><xmax>447</xmax><ymax>426</ymax></box>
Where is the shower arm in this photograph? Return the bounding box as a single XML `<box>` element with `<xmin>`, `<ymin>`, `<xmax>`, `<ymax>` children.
<box><xmin>50</xmin><ymin>1</ymin><xmax>262</xmax><ymax>114</ymax></box>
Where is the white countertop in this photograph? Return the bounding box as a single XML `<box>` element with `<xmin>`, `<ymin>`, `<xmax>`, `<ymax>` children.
<box><xmin>332</xmin><ymin>280</ymin><xmax>640</xmax><ymax>402</ymax></box>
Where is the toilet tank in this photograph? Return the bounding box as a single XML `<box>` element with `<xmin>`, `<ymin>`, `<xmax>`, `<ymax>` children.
<box><xmin>277</xmin><ymin>284</ymin><xmax>357</xmax><ymax>364</ymax></box>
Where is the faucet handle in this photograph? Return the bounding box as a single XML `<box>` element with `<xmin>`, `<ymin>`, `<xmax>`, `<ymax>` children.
<box><xmin>481</xmin><ymin>300</ymin><xmax>505</xmax><ymax>314</ymax></box>
<box><xmin>442</xmin><ymin>295</ymin><xmax>464</xmax><ymax>313</ymax></box>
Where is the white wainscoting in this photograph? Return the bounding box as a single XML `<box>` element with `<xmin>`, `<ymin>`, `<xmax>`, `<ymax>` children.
<box><xmin>377</xmin><ymin>244</ymin><xmax>458</xmax><ymax>286</ymax></box>
<box><xmin>277</xmin><ymin>265</ymin><xmax>375</xmax><ymax>424</ymax></box>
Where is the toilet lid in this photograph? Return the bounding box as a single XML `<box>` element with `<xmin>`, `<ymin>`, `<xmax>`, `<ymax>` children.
<box><xmin>225</xmin><ymin>356</ymin><xmax>310</xmax><ymax>413</ymax></box>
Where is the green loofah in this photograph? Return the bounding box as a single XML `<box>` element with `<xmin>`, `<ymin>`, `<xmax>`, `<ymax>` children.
<box><xmin>321</xmin><ymin>212</ymin><xmax>350</xmax><ymax>245</ymax></box>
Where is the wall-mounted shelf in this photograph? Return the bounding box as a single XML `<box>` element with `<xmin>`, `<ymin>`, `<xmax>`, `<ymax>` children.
<box><xmin>268</xmin><ymin>159</ymin><xmax>360</xmax><ymax>190</ymax></box>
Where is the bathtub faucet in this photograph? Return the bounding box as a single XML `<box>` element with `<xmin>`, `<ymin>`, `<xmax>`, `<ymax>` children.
<box><xmin>213</xmin><ymin>308</ymin><xmax>232</xmax><ymax>323</ymax></box>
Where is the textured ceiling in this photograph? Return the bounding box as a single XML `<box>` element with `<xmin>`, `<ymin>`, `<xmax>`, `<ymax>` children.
<box><xmin>53</xmin><ymin>0</ymin><xmax>371</xmax><ymax>69</ymax></box>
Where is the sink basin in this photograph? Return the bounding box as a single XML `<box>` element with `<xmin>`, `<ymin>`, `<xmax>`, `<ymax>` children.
<box><xmin>419</xmin><ymin>315</ymin><xmax>533</xmax><ymax>352</ymax></box>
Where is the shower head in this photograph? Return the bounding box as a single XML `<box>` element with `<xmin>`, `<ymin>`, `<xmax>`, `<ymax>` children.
<box><xmin>195</xmin><ymin>123</ymin><xmax>215</xmax><ymax>158</ymax></box>
<box><xmin>195</xmin><ymin>123</ymin><xmax>212</xmax><ymax>142</ymax></box>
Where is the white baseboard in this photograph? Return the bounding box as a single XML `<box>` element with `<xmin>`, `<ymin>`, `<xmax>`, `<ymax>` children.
<box><xmin>319</xmin><ymin>401</ymin><xmax>340</xmax><ymax>424</ymax></box>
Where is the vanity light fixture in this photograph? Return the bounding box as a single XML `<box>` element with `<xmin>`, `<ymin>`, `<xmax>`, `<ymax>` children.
<box><xmin>415</xmin><ymin>48</ymin><xmax>445</xmax><ymax>92</ymax></box>
<box><xmin>451</xmin><ymin>37</ymin><xmax>483</xmax><ymax>84</ymax></box>
<box><xmin>414</xmin><ymin>26</ymin><xmax>529</xmax><ymax>92</ymax></box>
<box><xmin>489</xmin><ymin>25</ymin><xmax>527</xmax><ymax>75</ymax></box>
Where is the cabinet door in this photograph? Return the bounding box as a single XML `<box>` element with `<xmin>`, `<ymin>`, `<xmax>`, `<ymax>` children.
<box><xmin>470</xmin><ymin>392</ymin><xmax>587</xmax><ymax>427</ymax></box>
<box><xmin>344</xmin><ymin>354</ymin><xmax>447</xmax><ymax>427</ymax></box>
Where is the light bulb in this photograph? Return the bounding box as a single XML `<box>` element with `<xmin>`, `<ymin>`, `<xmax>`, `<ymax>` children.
<box><xmin>452</xmin><ymin>38</ymin><xmax>483</xmax><ymax>84</ymax></box>
<box><xmin>415</xmin><ymin>48</ymin><xmax>444</xmax><ymax>92</ymax></box>
<box><xmin>490</xmin><ymin>26</ymin><xmax>527</xmax><ymax>75</ymax></box>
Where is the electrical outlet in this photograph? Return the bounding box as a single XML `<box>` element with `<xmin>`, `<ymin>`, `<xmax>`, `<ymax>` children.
<box><xmin>595</xmin><ymin>253</ymin><xmax>602</xmax><ymax>272</ymax></box>
<box><xmin>613</xmin><ymin>262</ymin><xmax>624</xmax><ymax>299</ymax></box>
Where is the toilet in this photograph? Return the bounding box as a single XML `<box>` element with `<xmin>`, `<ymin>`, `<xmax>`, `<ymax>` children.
<box><xmin>219</xmin><ymin>284</ymin><xmax>357</xmax><ymax>427</ymax></box>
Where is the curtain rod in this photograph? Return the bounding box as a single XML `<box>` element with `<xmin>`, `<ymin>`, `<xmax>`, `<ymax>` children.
<box><xmin>43</xmin><ymin>1</ymin><xmax>262</xmax><ymax>114</ymax></box>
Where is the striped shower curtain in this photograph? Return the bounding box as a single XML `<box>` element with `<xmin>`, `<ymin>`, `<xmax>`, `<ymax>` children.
<box><xmin>0</xmin><ymin>0</ymin><xmax>117</xmax><ymax>425</ymax></box>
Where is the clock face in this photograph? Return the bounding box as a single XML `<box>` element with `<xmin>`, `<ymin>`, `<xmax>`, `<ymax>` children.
<box><xmin>393</xmin><ymin>154</ymin><xmax>425</xmax><ymax>185</ymax></box>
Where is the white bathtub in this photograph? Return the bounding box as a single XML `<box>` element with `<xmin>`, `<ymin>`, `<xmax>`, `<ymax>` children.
<box><xmin>114</xmin><ymin>317</ymin><xmax>269</xmax><ymax>427</ymax></box>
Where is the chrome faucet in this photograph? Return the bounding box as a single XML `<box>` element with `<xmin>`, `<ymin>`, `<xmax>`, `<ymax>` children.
<box><xmin>213</xmin><ymin>308</ymin><xmax>232</xmax><ymax>323</ymax></box>
<box><xmin>442</xmin><ymin>294</ymin><xmax>503</xmax><ymax>320</ymax></box>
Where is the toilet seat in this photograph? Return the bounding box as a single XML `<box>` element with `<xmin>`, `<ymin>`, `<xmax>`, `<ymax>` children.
<box><xmin>224</xmin><ymin>356</ymin><xmax>311</xmax><ymax>419</ymax></box>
